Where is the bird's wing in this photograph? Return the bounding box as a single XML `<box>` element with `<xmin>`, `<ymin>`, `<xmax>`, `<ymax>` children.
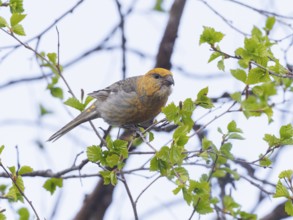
<box><xmin>88</xmin><ymin>76</ymin><xmax>139</xmax><ymax>101</ymax></box>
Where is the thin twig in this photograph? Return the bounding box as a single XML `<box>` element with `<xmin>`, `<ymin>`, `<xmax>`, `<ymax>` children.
<box><xmin>200</xmin><ymin>0</ymin><xmax>249</xmax><ymax>36</ymax></box>
<box><xmin>120</xmin><ymin>172</ymin><xmax>138</xmax><ymax>220</ymax></box>
<box><xmin>135</xmin><ymin>175</ymin><xmax>161</xmax><ymax>205</ymax></box>
<box><xmin>0</xmin><ymin>163</ymin><xmax>41</xmax><ymax>220</ymax></box>
<box><xmin>0</xmin><ymin>0</ymin><xmax>85</xmax><ymax>50</ymax></box>
<box><xmin>240</xmin><ymin>174</ymin><xmax>273</xmax><ymax>195</ymax></box>
<box><xmin>226</xmin><ymin>0</ymin><xmax>293</xmax><ymax>19</ymax></box>
<box><xmin>136</xmin><ymin>129</ymin><xmax>157</xmax><ymax>152</ymax></box>
<box><xmin>114</xmin><ymin>0</ymin><xmax>127</xmax><ymax>79</ymax></box>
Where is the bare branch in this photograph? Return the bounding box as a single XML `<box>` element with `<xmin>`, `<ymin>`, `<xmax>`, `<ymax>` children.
<box><xmin>120</xmin><ymin>172</ymin><xmax>138</xmax><ymax>220</ymax></box>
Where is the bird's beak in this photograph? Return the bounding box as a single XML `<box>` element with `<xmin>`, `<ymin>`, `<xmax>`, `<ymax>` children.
<box><xmin>164</xmin><ymin>75</ymin><xmax>175</xmax><ymax>86</ymax></box>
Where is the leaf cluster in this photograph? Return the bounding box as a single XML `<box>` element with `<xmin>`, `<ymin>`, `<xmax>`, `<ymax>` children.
<box><xmin>0</xmin><ymin>0</ymin><xmax>25</xmax><ymax>35</ymax></box>
<box><xmin>86</xmin><ymin>137</ymin><xmax>128</xmax><ymax>185</ymax></box>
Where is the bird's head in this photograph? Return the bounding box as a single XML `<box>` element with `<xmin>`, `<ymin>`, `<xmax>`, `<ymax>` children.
<box><xmin>139</xmin><ymin>68</ymin><xmax>174</xmax><ymax>97</ymax></box>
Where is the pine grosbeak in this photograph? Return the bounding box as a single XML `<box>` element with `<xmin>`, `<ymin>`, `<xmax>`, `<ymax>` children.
<box><xmin>48</xmin><ymin>68</ymin><xmax>174</xmax><ymax>141</ymax></box>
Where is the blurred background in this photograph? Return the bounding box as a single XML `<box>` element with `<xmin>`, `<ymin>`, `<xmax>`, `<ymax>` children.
<box><xmin>1</xmin><ymin>0</ymin><xmax>293</xmax><ymax>219</ymax></box>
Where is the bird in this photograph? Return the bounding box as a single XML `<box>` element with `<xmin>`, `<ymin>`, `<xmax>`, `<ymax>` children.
<box><xmin>48</xmin><ymin>68</ymin><xmax>174</xmax><ymax>142</ymax></box>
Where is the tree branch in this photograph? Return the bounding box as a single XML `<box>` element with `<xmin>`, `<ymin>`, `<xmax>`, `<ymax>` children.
<box><xmin>155</xmin><ymin>0</ymin><xmax>187</xmax><ymax>69</ymax></box>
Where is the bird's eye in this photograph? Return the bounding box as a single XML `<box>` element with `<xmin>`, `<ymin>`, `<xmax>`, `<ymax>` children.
<box><xmin>153</xmin><ymin>74</ymin><xmax>161</xmax><ymax>79</ymax></box>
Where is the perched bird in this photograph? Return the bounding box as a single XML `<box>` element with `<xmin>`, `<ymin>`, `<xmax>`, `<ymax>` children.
<box><xmin>48</xmin><ymin>68</ymin><xmax>174</xmax><ymax>141</ymax></box>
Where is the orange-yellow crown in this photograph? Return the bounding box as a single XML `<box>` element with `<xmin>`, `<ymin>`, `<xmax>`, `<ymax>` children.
<box><xmin>145</xmin><ymin>68</ymin><xmax>173</xmax><ymax>77</ymax></box>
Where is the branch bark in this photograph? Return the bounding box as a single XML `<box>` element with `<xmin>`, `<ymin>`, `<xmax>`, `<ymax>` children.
<box><xmin>73</xmin><ymin>180</ymin><xmax>114</xmax><ymax>220</ymax></box>
<box><xmin>260</xmin><ymin>202</ymin><xmax>289</xmax><ymax>220</ymax></box>
<box><xmin>155</xmin><ymin>0</ymin><xmax>187</xmax><ymax>69</ymax></box>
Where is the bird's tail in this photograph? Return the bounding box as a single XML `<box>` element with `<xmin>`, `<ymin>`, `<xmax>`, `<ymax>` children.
<box><xmin>47</xmin><ymin>109</ymin><xmax>99</xmax><ymax>142</ymax></box>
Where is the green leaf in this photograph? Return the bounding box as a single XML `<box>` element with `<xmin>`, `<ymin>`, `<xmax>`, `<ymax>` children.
<box><xmin>223</xmin><ymin>195</ymin><xmax>239</xmax><ymax>211</ymax></box>
<box><xmin>265</xmin><ymin>16</ymin><xmax>276</xmax><ymax>32</ymax></box>
<box><xmin>86</xmin><ymin>145</ymin><xmax>102</xmax><ymax>162</ymax></box>
<box><xmin>285</xmin><ymin>200</ymin><xmax>293</xmax><ymax>216</ymax></box>
<box><xmin>208</xmin><ymin>51</ymin><xmax>221</xmax><ymax>63</ymax></box>
<box><xmin>5</xmin><ymin>185</ymin><xmax>17</xmax><ymax>200</ymax></box>
<box><xmin>263</xmin><ymin>134</ymin><xmax>280</xmax><ymax>147</ymax></box>
<box><xmin>162</xmin><ymin>102</ymin><xmax>180</xmax><ymax>123</ymax></box>
<box><xmin>39</xmin><ymin>104</ymin><xmax>52</xmax><ymax>116</ymax></box>
<box><xmin>217</xmin><ymin>59</ymin><xmax>225</xmax><ymax>71</ymax></box>
<box><xmin>241</xmin><ymin>96</ymin><xmax>270</xmax><ymax>119</ymax></box>
<box><xmin>100</xmin><ymin>170</ymin><xmax>111</xmax><ymax>185</ymax></box>
<box><xmin>113</xmin><ymin>139</ymin><xmax>128</xmax><ymax>149</ymax></box>
<box><xmin>18</xmin><ymin>166</ymin><xmax>33</xmax><ymax>175</ymax></box>
<box><xmin>49</xmin><ymin>87</ymin><xmax>63</xmax><ymax>99</ymax></box>
<box><xmin>181</xmin><ymin>98</ymin><xmax>196</xmax><ymax>129</ymax></box>
<box><xmin>0</xmin><ymin>213</ymin><xmax>6</xmax><ymax>220</ymax></box>
<box><xmin>259</xmin><ymin>155</ymin><xmax>272</xmax><ymax>167</ymax></box>
<box><xmin>106</xmin><ymin>154</ymin><xmax>120</xmax><ymax>168</ymax></box>
<box><xmin>105</xmin><ymin>136</ymin><xmax>114</xmax><ymax>150</ymax></box>
<box><xmin>252</xmin><ymin>86</ymin><xmax>264</xmax><ymax>96</ymax></box>
<box><xmin>113</xmin><ymin>139</ymin><xmax>128</xmax><ymax>158</ymax></box>
<box><xmin>156</xmin><ymin>146</ymin><xmax>169</xmax><ymax>161</ymax></box>
<box><xmin>217</xmin><ymin>127</ymin><xmax>223</xmax><ymax>134</ymax></box>
<box><xmin>230</xmin><ymin>69</ymin><xmax>247</xmax><ymax>83</ymax></box>
<box><xmin>182</xmin><ymin>187</ymin><xmax>192</xmax><ymax>205</ymax></box>
<box><xmin>64</xmin><ymin>97</ymin><xmax>84</xmax><ymax>111</ymax></box>
<box><xmin>6</xmin><ymin>176</ymin><xmax>25</xmax><ymax>201</ymax></box>
<box><xmin>219</xmin><ymin>143</ymin><xmax>233</xmax><ymax>162</ymax></box>
<box><xmin>264</xmin><ymin>125</ymin><xmax>293</xmax><ymax>147</ymax></box>
<box><xmin>182</xmin><ymin>98</ymin><xmax>195</xmax><ymax>114</ymax></box>
<box><xmin>194</xmin><ymin>195</ymin><xmax>213</xmax><ymax>214</ymax></box>
<box><xmin>157</xmin><ymin>161</ymin><xmax>170</xmax><ymax>176</ymax></box>
<box><xmin>172</xmin><ymin>185</ymin><xmax>182</xmax><ymax>195</ymax></box>
<box><xmin>84</xmin><ymin>95</ymin><xmax>94</xmax><ymax>106</ymax></box>
<box><xmin>9</xmin><ymin>0</ymin><xmax>24</xmax><ymax>13</ymax></box>
<box><xmin>170</xmin><ymin>145</ymin><xmax>184</xmax><ymax>164</ymax></box>
<box><xmin>227</xmin><ymin>120</ymin><xmax>242</xmax><ymax>133</ymax></box>
<box><xmin>0</xmin><ymin>145</ymin><xmax>4</xmax><ymax>155</ymax></box>
<box><xmin>150</xmin><ymin>157</ymin><xmax>159</xmax><ymax>171</ymax></box>
<box><xmin>199</xmin><ymin>26</ymin><xmax>225</xmax><ymax>45</ymax></box>
<box><xmin>153</xmin><ymin>0</ymin><xmax>164</xmax><ymax>12</ymax></box>
<box><xmin>251</xmin><ymin>26</ymin><xmax>263</xmax><ymax>39</ymax></box>
<box><xmin>0</xmin><ymin>16</ymin><xmax>9</xmax><ymax>27</ymax></box>
<box><xmin>230</xmin><ymin>92</ymin><xmax>242</xmax><ymax>102</ymax></box>
<box><xmin>173</xmin><ymin>125</ymin><xmax>189</xmax><ymax>146</ymax></box>
<box><xmin>228</xmin><ymin>133</ymin><xmax>245</xmax><ymax>140</ymax></box>
<box><xmin>279</xmin><ymin>170</ymin><xmax>293</xmax><ymax>179</ymax></box>
<box><xmin>212</xmin><ymin>169</ymin><xmax>226</xmax><ymax>178</ymax></box>
<box><xmin>273</xmin><ymin>180</ymin><xmax>290</xmax><ymax>198</ymax></box>
<box><xmin>280</xmin><ymin>124</ymin><xmax>293</xmax><ymax>139</ymax></box>
<box><xmin>195</xmin><ymin>87</ymin><xmax>214</xmax><ymax>109</ymax></box>
<box><xmin>100</xmin><ymin>170</ymin><xmax>117</xmax><ymax>185</ymax></box>
<box><xmin>10</xmin><ymin>13</ymin><xmax>26</xmax><ymax>26</ymax></box>
<box><xmin>189</xmin><ymin>180</ymin><xmax>210</xmax><ymax>195</ymax></box>
<box><xmin>43</xmin><ymin>178</ymin><xmax>63</xmax><ymax>195</ymax></box>
<box><xmin>16</xmin><ymin>175</ymin><xmax>24</xmax><ymax>191</ymax></box>
<box><xmin>47</xmin><ymin>52</ymin><xmax>57</xmax><ymax>65</ymax></box>
<box><xmin>48</xmin><ymin>75</ymin><xmax>59</xmax><ymax>87</ymax></box>
<box><xmin>148</xmin><ymin>131</ymin><xmax>154</xmax><ymax>142</ymax></box>
<box><xmin>8</xmin><ymin>166</ymin><xmax>16</xmax><ymax>175</ymax></box>
<box><xmin>11</xmin><ymin>24</ymin><xmax>25</xmax><ymax>36</ymax></box>
<box><xmin>189</xmin><ymin>180</ymin><xmax>213</xmax><ymax>214</ymax></box>
<box><xmin>202</xmin><ymin>137</ymin><xmax>213</xmax><ymax>150</ymax></box>
<box><xmin>173</xmin><ymin>167</ymin><xmax>189</xmax><ymax>182</ymax></box>
<box><xmin>110</xmin><ymin>170</ymin><xmax>117</xmax><ymax>185</ymax></box>
<box><xmin>239</xmin><ymin>211</ymin><xmax>257</xmax><ymax>220</ymax></box>
<box><xmin>18</xmin><ymin>207</ymin><xmax>29</xmax><ymax>220</ymax></box>
<box><xmin>246</xmin><ymin>68</ymin><xmax>270</xmax><ymax>85</ymax></box>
